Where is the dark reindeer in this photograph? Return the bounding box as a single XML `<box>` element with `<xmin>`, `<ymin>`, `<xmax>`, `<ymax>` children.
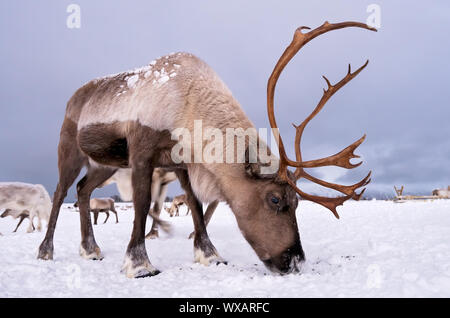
<box><xmin>37</xmin><ymin>21</ymin><xmax>375</xmax><ymax>278</ymax></box>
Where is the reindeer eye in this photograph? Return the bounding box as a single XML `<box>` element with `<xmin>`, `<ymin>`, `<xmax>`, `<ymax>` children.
<box><xmin>271</xmin><ymin>197</ymin><xmax>280</xmax><ymax>204</ymax></box>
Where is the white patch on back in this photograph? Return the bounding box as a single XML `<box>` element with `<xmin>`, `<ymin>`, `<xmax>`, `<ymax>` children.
<box><xmin>126</xmin><ymin>74</ymin><xmax>139</xmax><ymax>88</ymax></box>
<box><xmin>76</xmin><ymin>53</ymin><xmax>230</xmax><ymax>132</ymax></box>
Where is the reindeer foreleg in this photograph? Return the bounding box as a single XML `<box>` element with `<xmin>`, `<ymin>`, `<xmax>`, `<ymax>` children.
<box><xmin>175</xmin><ymin>170</ymin><xmax>226</xmax><ymax>266</ymax></box>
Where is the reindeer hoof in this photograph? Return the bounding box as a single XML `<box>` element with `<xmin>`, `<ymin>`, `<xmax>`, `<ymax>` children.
<box><xmin>37</xmin><ymin>250</ymin><xmax>53</xmax><ymax>260</ymax></box>
<box><xmin>194</xmin><ymin>248</ymin><xmax>226</xmax><ymax>266</ymax></box>
<box><xmin>145</xmin><ymin>230</ymin><xmax>159</xmax><ymax>240</ymax></box>
<box><xmin>188</xmin><ymin>231</ymin><xmax>195</xmax><ymax>240</ymax></box>
<box><xmin>79</xmin><ymin>245</ymin><xmax>103</xmax><ymax>260</ymax></box>
<box><xmin>135</xmin><ymin>268</ymin><xmax>161</xmax><ymax>278</ymax></box>
<box><xmin>37</xmin><ymin>242</ymin><xmax>54</xmax><ymax>260</ymax></box>
<box><xmin>121</xmin><ymin>256</ymin><xmax>160</xmax><ymax>278</ymax></box>
<box><xmin>216</xmin><ymin>260</ymin><xmax>228</xmax><ymax>266</ymax></box>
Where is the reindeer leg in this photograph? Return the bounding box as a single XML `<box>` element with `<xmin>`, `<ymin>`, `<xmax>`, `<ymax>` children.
<box><xmin>14</xmin><ymin>215</ymin><xmax>27</xmax><ymax>233</ymax></box>
<box><xmin>76</xmin><ymin>166</ymin><xmax>117</xmax><ymax>260</ymax></box>
<box><xmin>103</xmin><ymin>211</ymin><xmax>110</xmax><ymax>224</ymax></box>
<box><xmin>175</xmin><ymin>170</ymin><xmax>226</xmax><ymax>266</ymax></box>
<box><xmin>122</xmin><ymin>161</ymin><xmax>159</xmax><ymax>278</ymax></box>
<box><xmin>93</xmin><ymin>211</ymin><xmax>99</xmax><ymax>225</ymax></box>
<box><xmin>189</xmin><ymin>200</ymin><xmax>219</xmax><ymax>240</ymax></box>
<box><xmin>111</xmin><ymin>206</ymin><xmax>119</xmax><ymax>223</ymax></box>
<box><xmin>27</xmin><ymin>211</ymin><xmax>35</xmax><ymax>233</ymax></box>
<box><xmin>145</xmin><ymin>178</ymin><xmax>162</xmax><ymax>239</ymax></box>
<box><xmin>38</xmin><ymin>118</ymin><xmax>85</xmax><ymax>260</ymax></box>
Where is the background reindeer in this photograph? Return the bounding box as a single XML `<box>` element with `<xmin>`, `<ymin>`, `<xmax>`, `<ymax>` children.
<box><xmin>0</xmin><ymin>182</ymin><xmax>51</xmax><ymax>233</ymax></box>
<box><xmin>164</xmin><ymin>194</ymin><xmax>219</xmax><ymax>240</ymax></box>
<box><xmin>37</xmin><ymin>21</ymin><xmax>374</xmax><ymax>278</ymax></box>
<box><xmin>103</xmin><ymin>168</ymin><xmax>219</xmax><ymax>239</ymax></box>
<box><xmin>1</xmin><ymin>209</ymin><xmax>33</xmax><ymax>232</ymax></box>
<box><xmin>165</xmin><ymin>194</ymin><xmax>190</xmax><ymax>217</ymax></box>
<box><xmin>432</xmin><ymin>186</ymin><xmax>450</xmax><ymax>198</ymax></box>
<box><xmin>74</xmin><ymin>197</ymin><xmax>118</xmax><ymax>224</ymax></box>
<box><xmin>101</xmin><ymin>168</ymin><xmax>176</xmax><ymax>238</ymax></box>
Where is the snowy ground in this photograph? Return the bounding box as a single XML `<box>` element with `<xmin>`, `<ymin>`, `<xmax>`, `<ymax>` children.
<box><xmin>1</xmin><ymin>200</ymin><xmax>449</xmax><ymax>297</ymax></box>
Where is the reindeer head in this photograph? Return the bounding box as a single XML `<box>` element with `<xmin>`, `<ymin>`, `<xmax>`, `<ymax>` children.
<box><xmin>1</xmin><ymin>209</ymin><xmax>12</xmax><ymax>218</ymax></box>
<box><xmin>230</xmin><ymin>21</ymin><xmax>375</xmax><ymax>274</ymax></box>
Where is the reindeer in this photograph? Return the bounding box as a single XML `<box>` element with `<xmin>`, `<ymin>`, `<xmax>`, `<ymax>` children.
<box><xmin>1</xmin><ymin>209</ymin><xmax>33</xmax><ymax>233</ymax></box>
<box><xmin>0</xmin><ymin>182</ymin><xmax>51</xmax><ymax>233</ymax></box>
<box><xmin>165</xmin><ymin>194</ymin><xmax>190</xmax><ymax>217</ymax></box>
<box><xmin>74</xmin><ymin>197</ymin><xmax>118</xmax><ymax>224</ymax></box>
<box><xmin>432</xmin><ymin>186</ymin><xmax>450</xmax><ymax>198</ymax></box>
<box><xmin>37</xmin><ymin>21</ymin><xmax>375</xmax><ymax>278</ymax></box>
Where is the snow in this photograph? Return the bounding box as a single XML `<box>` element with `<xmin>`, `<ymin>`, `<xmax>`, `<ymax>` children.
<box><xmin>126</xmin><ymin>74</ymin><xmax>140</xmax><ymax>89</ymax></box>
<box><xmin>158</xmin><ymin>75</ymin><xmax>170</xmax><ymax>84</ymax></box>
<box><xmin>1</xmin><ymin>200</ymin><xmax>449</xmax><ymax>297</ymax></box>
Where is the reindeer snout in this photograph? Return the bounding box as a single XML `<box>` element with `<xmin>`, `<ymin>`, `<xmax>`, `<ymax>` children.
<box><xmin>263</xmin><ymin>241</ymin><xmax>305</xmax><ymax>274</ymax></box>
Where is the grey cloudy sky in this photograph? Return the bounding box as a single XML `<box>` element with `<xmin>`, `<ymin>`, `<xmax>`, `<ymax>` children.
<box><xmin>0</xmin><ymin>0</ymin><xmax>449</xmax><ymax>201</ymax></box>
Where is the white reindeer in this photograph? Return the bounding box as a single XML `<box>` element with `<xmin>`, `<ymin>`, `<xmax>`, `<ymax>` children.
<box><xmin>432</xmin><ymin>186</ymin><xmax>450</xmax><ymax>198</ymax></box>
<box><xmin>0</xmin><ymin>182</ymin><xmax>51</xmax><ymax>233</ymax></box>
<box><xmin>1</xmin><ymin>209</ymin><xmax>33</xmax><ymax>232</ymax></box>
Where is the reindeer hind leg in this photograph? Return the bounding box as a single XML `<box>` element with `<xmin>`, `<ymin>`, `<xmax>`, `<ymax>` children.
<box><xmin>76</xmin><ymin>166</ymin><xmax>117</xmax><ymax>260</ymax></box>
<box><xmin>111</xmin><ymin>206</ymin><xmax>119</xmax><ymax>223</ymax></box>
<box><xmin>103</xmin><ymin>211</ymin><xmax>110</xmax><ymax>224</ymax></box>
<box><xmin>38</xmin><ymin>118</ymin><xmax>85</xmax><ymax>260</ymax></box>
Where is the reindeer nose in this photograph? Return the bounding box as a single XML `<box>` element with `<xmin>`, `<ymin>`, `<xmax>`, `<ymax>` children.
<box><xmin>263</xmin><ymin>240</ymin><xmax>305</xmax><ymax>274</ymax></box>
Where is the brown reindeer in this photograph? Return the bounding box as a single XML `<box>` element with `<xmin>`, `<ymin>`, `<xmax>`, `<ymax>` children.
<box><xmin>165</xmin><ymin>194</ymin><xmax>190</xmax><ymax>217</ymax></box>
<box><xmin>74</xmin><ymin>197</ymin><xmax>118</xmax><ymax>225</ymax></box>
<box><xmin>37</xmin><ymin>21</ymin><xmax>374</xmax><ymax>278</ymax></box>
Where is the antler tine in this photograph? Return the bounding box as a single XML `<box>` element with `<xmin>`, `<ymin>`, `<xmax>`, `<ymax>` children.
<box><xmin>267</xmin><ymin>21</ymin><xmax>376</xmax><ymax>181</ymax></box>
<box><xmin>285</xmin><ymin>177</ymin><xmax>350</xmax><ymax>219</ymax></box>
<box><xmin>301</xmin><ymin>170</ymin><xmax>371</xmax><ymax>196</ymax></box>
<box><xmin>289</xmin><ymin>60</ymin><xmax>370</xmax><ymax>170</ymax></box>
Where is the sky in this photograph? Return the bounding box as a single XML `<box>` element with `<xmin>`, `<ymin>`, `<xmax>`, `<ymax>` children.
<box><xmin>0</xmin><ymin>0</ymin><xmax>449</xmax><ymax>201</ymax></box>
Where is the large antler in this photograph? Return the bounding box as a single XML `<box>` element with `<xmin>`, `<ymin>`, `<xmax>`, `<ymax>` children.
<box><xmin>267</xmin><ymin>21</ymin><xmax>376</xmax><ymax>218</ymax></box>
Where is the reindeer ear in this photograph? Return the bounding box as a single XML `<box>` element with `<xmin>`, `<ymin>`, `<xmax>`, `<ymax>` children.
<box><xmin>244</xmin><ymin>147</ymin><xmax>277</xmax><ymax>179</ymax></box>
